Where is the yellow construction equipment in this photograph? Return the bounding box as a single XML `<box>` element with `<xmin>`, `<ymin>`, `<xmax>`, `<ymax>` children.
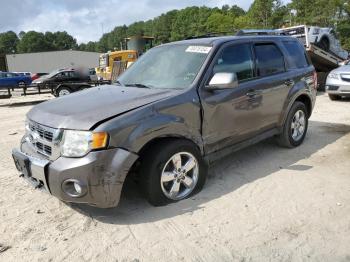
<box><xmin>96</xmin><ymin>50</ymin><xmax>137</xmax><ymax>81</ymax></box>
<box><xmin>96</xmin><ymin>36</ymin><xmax>154</xmax><ymax>81</ymax></box>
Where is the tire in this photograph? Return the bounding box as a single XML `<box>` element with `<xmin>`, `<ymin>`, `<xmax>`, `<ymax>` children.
<box><xmin>18</xmin><ymin>81</ymin><xmax>26</xmax><ymax>88</ymax></box>
<box><xmin>56</xmin><ymin>86</ymin><xmax>71</xmax><ymax>97</ymax></box>
<box><xmin>318</xmin><ymin>37</ymin><xmax>330</xmax><ymax>51</ymax></box>
<box><xmin>328</xmin><ymin>94</ymin><xmax>341</xmax><ymax>101</ymax></box>
<box><xmin>140</xmin><ymin>139</ymin><xmax>207</xmax><ymax>206</ymax></box>
<box><xmin>277</xmin><ymin>101</ymin><xmax>308</xmax><ymax>148</ymax></box>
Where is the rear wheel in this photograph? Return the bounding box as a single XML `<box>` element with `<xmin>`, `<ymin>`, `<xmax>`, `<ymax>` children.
<box><xmin>318</xmin><ymin>37</ymin><xmax>330</xmax><ymax>51</ymax></box>
<box><xmin>140</xmin><ymin>139</ymin><xmax>207</xmax><ymax>206</ymax></box>
<box><xmin>328</xmin><ymin>94</ymin><xmax>341</xmax><ymax>101</ymax></box>
<box><xmin>277</xmin><ymin>101</ymin><xmax>308</xmax><ymax>148</ymax></box>
<box><xmin>57</xmin><ymin>86</ymin><xmax>71</xmax><ymax>97</ymax></box>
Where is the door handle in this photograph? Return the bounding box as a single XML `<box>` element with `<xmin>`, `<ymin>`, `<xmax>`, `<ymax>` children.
<box><xmin>284</xmin><ymin>79</ymin><xmax>294</xmax><ymax>86</ymax></box>
<box><xmin>246</xmin><ymin>90</ymin><xmax>262</xmax><ymax>97</ymax></box>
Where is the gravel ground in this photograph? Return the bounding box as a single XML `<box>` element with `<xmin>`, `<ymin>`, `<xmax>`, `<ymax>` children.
<box><xmin>0</xmin><ymin>93</ymin><xmax>349</xmax><ymax>262</ymax></box>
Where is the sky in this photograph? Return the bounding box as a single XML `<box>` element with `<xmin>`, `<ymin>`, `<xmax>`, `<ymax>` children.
<box><xmin>0</xmin><ymin>0</ymin><xmax>256</xmax><ymax>43</ymax></box>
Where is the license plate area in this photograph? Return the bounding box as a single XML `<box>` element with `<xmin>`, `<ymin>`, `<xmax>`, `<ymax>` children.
<box><xmin>12</xmin><ymin>150</ymin><xmax>32</xmax><ymax>177</ymax></box>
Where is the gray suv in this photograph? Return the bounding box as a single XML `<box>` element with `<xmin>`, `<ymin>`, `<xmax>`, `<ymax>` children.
<box><xmin>12</xmin><ymin>36</ymin><xmax>317</xmax><ymax>208</ymax></box>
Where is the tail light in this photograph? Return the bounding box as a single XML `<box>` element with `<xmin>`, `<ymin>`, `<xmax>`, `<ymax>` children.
<box><xmin>312</xmin><ymin>71</ymin><xmax>318</xmax><ymax>90</ymax></box>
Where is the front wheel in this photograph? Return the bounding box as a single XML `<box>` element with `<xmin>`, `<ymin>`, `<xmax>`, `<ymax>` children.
<box><xmin>140</xmin><ymin>140</ymin><xmax>207</xmax><ymax>206</ymax></box>
<box><xmin>56</xmin><ymin>86</ymin><xmax>71</xmax><ymax>97</ymax></box>
<box><xmin>277</xmin><ymin>101</ymin><xmax>308</xmax><ymax>148</ymax></box>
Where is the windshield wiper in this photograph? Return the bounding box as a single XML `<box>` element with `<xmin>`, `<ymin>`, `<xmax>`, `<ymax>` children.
<box><xmin>124</xmin><ymin>83</ymin><xmax>151</xmax><ymax>89</ymax></box>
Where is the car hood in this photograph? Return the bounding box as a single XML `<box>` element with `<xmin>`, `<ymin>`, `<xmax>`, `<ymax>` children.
<box><xmin>28</xmin><ymin>85</ymin><xmax>176</xmax><ymax>130</ymax></box>
<box><xmin>332</xmin><ymin>65</ymin><xmax>350</xmax><ymax>74</ymax></box>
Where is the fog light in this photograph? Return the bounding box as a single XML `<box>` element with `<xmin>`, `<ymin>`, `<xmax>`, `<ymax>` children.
<box><xmin>62</xmin><ymin>179</ymin><xmax>87</xmax><ymax>198</ymax></box>
<box><xmin>74</xmin><ymin>182</ymin><xmax>82</xmax><ymax>195</ymax></box>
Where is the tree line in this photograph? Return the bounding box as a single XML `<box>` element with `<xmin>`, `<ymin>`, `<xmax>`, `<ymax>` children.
<box><xmin>0</xmin><ymin>0</ymin><xmax>349</xmax><ymax>55</ymax></box>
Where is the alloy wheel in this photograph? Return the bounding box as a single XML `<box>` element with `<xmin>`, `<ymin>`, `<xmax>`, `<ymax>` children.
<box><xmin>291</xmin><ymin>110</ymin><xmax>306</xmax><ymax>141</ymax></box>
<box><xmin>160</xmin><ymin>152</ymin><xmax>199</xmax><ymax>200</ymax></box>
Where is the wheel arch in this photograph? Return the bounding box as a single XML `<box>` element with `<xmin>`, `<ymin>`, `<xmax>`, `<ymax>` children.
<box><xmin>280</xmin><ymin>92</ymin><xmax>313</xmax><ymax>130</ymax></box>
<box><xmin>295</xmin><ymin>94</ymin><xmax>312</xmax><ymax>118</ymax></box>
<box><xmin>127</xmin><ymin>135</ymin><xmax>203</xmax><ymax>185</ymax></box>
<box><xmin>55</xmin><ymin>84</ymin><xmax>71</xmax><ymax>96</ymax></box>
<box><xmin>318</xmin><ymin>35</ymin><xmax>330</xmax><ymax>49</ymax></box>
<box><xmin>137</xmin><ymin>136</ymin><xmax>202</xmax><ymax>160</ymax></box>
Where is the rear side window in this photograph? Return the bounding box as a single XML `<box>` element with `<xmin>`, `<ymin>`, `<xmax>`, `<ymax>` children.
<box><xmin>282</xmin><ymin>41</ymin><xmax>309</xmax><ymax>69</ymax></box>
<box><xmin>254</xmin><ymin>43</ymin><xmax>285</xmax><ymax>77</ymax></box>
<box><xmin>213</xmin><ymin>43</ymin><xmax>254</xmax><ymax>82</ymax></box>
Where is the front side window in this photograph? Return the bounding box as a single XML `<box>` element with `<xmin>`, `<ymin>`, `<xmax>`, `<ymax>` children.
<box><xmin>212</xmin><ymin>43</ymin><xmax>254</xmax><ymax>82</ymax></box>
<box><xmin>282</xmin><ymin>41</ymin><xmax>309</xmax><ymax>69</ymax></box>
<box><xmin>254</xmin><ymin>43</ymin><xmax>285</xmax><ymax>77</ymax></box>
<box><xmin>118</xmin><ymin>44</ymin><xmax>211</xmax><ymax>89</ymax></box>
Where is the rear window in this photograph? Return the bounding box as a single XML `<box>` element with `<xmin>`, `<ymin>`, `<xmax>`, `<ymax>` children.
<box><xmin>282</xmin><ymin>41</ymin><xmax>309</xmax><ymax>69</ymax></box>
<box><xmin>254</xmin><ymin>43</ymin><xmax>285</xmax><ymax>77</ymax></box>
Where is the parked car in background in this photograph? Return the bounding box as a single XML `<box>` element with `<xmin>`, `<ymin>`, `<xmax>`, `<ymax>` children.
<box><xmin>325</xmin><ymin>64</ymin><xmax>350</xmax><ymax>100</ymax></box>
<box><xmin>32</xmin><ymin>69</ymin><xmax>90</xmax><ymax>88</ymax></box>
<box><xmin>32</xmin><ymin>68</ymin><xmax>94</xmax><ymax>96</ymax></box>
<box><xmin>309</xmin><ymin>27</ymin><xmax>348</xmax><ymax>59</ymax></box>
<box><xmin>13</xmin><ymin>72</ymin><xmax>32</xmax><ymax>77</ymax></box>
<box><xmin>31</xmin><ymin>73</ymin><xmax>48</xmax><ymax>81</ymax></box>
<box><xmin>0</xmin><ymin>72</ymin><xmax>32</xmax><ymax>88</ymax></box>
<box><xmin>12</xmin><ymin>35</ymin><xmax>317</xmax><ymax>208</ymax></box>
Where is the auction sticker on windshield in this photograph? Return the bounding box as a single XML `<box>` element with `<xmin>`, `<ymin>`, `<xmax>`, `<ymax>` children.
<box><xmin>186</xmin><ymin>46</ymin><xmax>212</xmax><ymax>54</ymax></box>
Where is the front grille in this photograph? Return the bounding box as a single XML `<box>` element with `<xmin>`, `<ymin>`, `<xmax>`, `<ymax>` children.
<box><xmin>327</xmin><ymin>85</ymin><xmax>339</xmax><ymax>91</ymax></box>
<box><xmin>341</xmin><ymin>74</ymin><xmax>350</xmax><ymax>83</ymax></box>
<box><xmin>341</xmin><ymin>77</ymin><xmax>350</xmax><ymax>83</ymax></box>
<box><xmin>26</xmin><ymin>120</ymin><xmax>61</xmax><ymax>160</ymax></box>
<box><xmin>29</xmin><ymin>122</ymin><xmax>53</xmax><ymax>142</ymax></box>
<box><xmin>36</xmin><ymin>142</ymin><xmax>52</xmax><ymax>155</ymax></box>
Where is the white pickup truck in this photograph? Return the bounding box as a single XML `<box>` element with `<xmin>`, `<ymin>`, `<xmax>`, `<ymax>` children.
<box><xmin>277</xmin><ymin>25</ymin><xmax>348</xmax><ymax>72</ymax></box>
<box><xmin>236</xmin><ymin>25</ymin><xmax>348</xmax><ymax>89</ymax></box>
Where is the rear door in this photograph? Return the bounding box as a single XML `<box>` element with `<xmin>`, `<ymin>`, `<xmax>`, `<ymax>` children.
<box><xmin>251</xmin><ymin>42</ymin><xmax>291</xmax><ymax>128</ymax></box>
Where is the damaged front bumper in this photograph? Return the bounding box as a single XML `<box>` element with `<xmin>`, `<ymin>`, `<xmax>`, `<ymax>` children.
<box><xmin>12</xmin><ymin>142</ymin><xmax>138</xmax><ymax>208</ymax></box>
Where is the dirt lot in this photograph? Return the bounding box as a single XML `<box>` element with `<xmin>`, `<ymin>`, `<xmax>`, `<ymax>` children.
<box><xmin>0</xmin><ymin>93</ymin><xmax>349</xmax><ymax>262</ymax></box>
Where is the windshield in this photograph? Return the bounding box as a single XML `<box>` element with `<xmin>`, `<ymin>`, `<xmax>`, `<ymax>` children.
<box><xmin>117</xmin><ymin>44</ymin><xmax>211</xmax><ymax>89</ymax></box>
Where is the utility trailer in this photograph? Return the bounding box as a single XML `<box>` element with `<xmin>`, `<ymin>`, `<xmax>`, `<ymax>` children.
<box><xmin>277</xmin><ymin>25</ymin><xmax>347</xmax><ymax>90</ymax></box>
<box><xmin>52</xmin><ymin>80</ymin><xmax>111</xmax><ymax>97</ymax></box>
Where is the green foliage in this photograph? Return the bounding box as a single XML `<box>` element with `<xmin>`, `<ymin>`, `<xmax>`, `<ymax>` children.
<box><xmin>337</xmin><ymin>22</ymin><xmax>350</xmax><ymax>50</ymax></box>
<box><xmin>206</xmin><ymin>13</ymin><xmax>235</xmax><ymax>33</ymax></box>
<box><xmin>16</xmin><ymin>31</ymin><xmax>78</xmax><ymax>53</ymax></box>
<box><xmin>1</xmin><ymin>1</ymin><xmax>349</xmax><ymax>54</ymax></box>
<box><xmin>16</xmin><ymin>31</ymin><xmax>52</xmax><ymax>53</ymax></box>
<box><xmin>45</xmin><ymin>31</ymin><xmax>78</xmax><ymax>50</ymax></box>
<box><xmin>0</xmin><ymin>31</ymin><xmax>19</xmax><ymax>54</ymax></box>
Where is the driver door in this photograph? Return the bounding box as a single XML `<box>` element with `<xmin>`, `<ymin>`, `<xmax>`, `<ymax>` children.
<box><xmin>199</xmin><ymin>42</ymin><xmax>264</xmax><ymax>154</ymax></box>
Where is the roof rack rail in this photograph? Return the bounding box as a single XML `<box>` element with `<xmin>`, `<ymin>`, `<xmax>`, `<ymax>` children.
<box><xmin>185</xmin><ymin>31</ymin><xmax>234</xmax><ymax>40</ymax></box>
<box><xmin>185</xmin><ymin>28</ymin><xmax>287</xmax><ymax>40</ymax></box>
<box><xmin>235</xmin><ymin>29</ymin><xmax>283</xmax><ymax>36</ymax></box>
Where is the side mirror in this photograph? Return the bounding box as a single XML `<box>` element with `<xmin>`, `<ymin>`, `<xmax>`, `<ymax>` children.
<box><xmin>205</xmin><ymin>72</ymin><xmax>238</xmax><ymax>90</ymax></box>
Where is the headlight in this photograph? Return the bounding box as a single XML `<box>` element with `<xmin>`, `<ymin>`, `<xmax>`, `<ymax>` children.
<box><xmin>328</xmin><ymin>73</ymin><xmax>339</xmax><ymax>79</ymax></box>
<box><xmin>25</xmin><ymin>119</ymin><xmax>30</xmax><ymax>132</ymax></box>
<box><xmin>61</xmin><ymin>130</ymin><xmax>108</xmax><ymax>157</ymax></box>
